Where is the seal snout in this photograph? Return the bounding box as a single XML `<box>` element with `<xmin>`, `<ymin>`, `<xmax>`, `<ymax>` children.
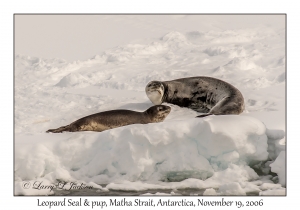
<box><xmin>156</xmin><ymin>105</ymin><xmax>171</xmax><ymax>117</ymax></box>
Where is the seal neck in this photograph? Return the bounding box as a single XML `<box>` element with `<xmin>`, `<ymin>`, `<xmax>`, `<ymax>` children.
<box><xmin>144</xmin><ymin>108</ymin><xmax>154</xmax><ymax>123</ymax></box>
<box><xmin>161</xmin><ymin>83</ymin><xmax>169</xmax><ymax>103</ymax></box>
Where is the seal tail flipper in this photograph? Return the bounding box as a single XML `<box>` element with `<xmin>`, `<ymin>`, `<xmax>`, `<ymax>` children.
<box><xmin>196</xmin><ymin>114</ymin><xmax>213</xmax><ymax>118</ymax></box>
<box><xmin>46</xmin><ymin>125</ymin><xmax>71</xmax><ymax>133</ymax></box>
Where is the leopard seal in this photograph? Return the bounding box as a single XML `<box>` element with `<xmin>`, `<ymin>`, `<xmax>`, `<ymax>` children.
<box><xmin>46</xmin><ymin>105</ymin><xmax>171</xmax><ymax>133</ymax></box>
<box><xmin>145</xmin><ymin>76</ymin><xmax>244</xmax><ymax>117</ymax></box>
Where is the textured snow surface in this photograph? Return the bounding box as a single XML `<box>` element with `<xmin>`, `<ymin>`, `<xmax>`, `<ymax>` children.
<box><xmin>15</xmin><ymin>116</ymin><xmax>267</xmax><ymax>189</ymax></box>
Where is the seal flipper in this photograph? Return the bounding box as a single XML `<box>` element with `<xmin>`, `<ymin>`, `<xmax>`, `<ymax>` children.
<box><xmin>196</xmin><ymin>114</ymin><xmax>212</xmax><ymax>118</ymax></box>
<box><xmin>46</xmin><ymin>125</ymin><xmax>71</xmax><ymax>133</ymax></box>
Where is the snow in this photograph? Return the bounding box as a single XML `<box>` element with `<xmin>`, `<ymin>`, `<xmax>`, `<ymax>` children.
<box><xmin>270</xmin><ymin>151</ymin><xmax>286</xmax><ymax>187</ymax></box>
<box><xmin>14</xmin><ymin>16</ymin><xmax>285</xmax><ymax>196</ymax></box>
<box><xmin>218</xmin><ymin>182</ymin><xmax>246</xmax><ymax>196</ymax></box>
<box><xmin>15</xmin><ymin>116</ymin><xmax>267</xmax><ymax>186</ymax></box>
<box><xmin>203</xmin><ymin>188</ymin><xmax>217</xmax><ymax>196</ymax></box>
<box><xmin>259</xmin><ymin>188</ymin><xmax>286</xmax><ymax>196</ymax></box>
<box><xmin>259</xmin><ymin>183</ymin><xmax>282</xmax><ymax>191</ymax></box>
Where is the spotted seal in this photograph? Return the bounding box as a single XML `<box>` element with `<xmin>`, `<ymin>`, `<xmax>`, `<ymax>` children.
<box><xmin>145</xmin><ymin>76</ymin><xmax>244</xmax><ymax>117</ymax></box>
<box><xmin>46</xmin><ymin>105</ymin><xmax>171</xmax><ymax>133</ymax></box>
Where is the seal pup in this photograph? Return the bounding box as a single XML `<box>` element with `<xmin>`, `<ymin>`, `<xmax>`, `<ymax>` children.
<box><xmin>46</xmin><ymin>105</ymin><xmax>171</xmax><ymax>133</ymax></box>
<box><xmin>145</xmin><ymin>76</ymin><xmax>244</xmax><ymax>117</ymax></box>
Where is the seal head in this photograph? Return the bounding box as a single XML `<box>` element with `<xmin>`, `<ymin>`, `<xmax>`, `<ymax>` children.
<box><xmin>145</xmin><ymin>81</ymin><xmax>165</xmax><ymax>105</ymax></box>
<box><xmin>145</xmin><ymin>104</ymin><xmax>171</xmax><ymax>122</ymax></box>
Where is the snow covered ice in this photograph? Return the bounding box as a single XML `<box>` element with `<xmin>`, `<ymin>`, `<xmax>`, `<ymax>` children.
<box><xmin>14</xmin><ymin>15</ymin><xmax>285</xmax><ymax>196</ymax></box>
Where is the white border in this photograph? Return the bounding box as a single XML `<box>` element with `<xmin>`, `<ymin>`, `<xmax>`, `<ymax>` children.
<box><xmin>2</xmin><ymin>0</ymin><xmax>297</xmax><ymax>209</ymax></box>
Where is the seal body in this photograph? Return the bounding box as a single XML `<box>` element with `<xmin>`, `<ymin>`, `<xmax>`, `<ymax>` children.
<box><xmin>46</xmin><ymin>105</ymin><xmax>171</xmax><ymax>133</ymax></box>
<box><xmin>145</xmin><ymin>76</ymin><xmax>244</xmax><ymax>117</ymax></box>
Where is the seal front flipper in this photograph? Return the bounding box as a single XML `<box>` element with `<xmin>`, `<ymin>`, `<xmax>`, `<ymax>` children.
<box><xmin>196</xmin><ymin>114</ymin><xmax>212</xmax><ymax>118</ymax></box>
